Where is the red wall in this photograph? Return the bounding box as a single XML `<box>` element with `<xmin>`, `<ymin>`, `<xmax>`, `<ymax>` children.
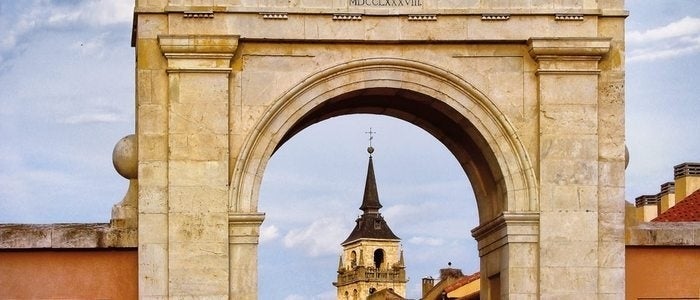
<box><xmin>0</xmin><ymin>249</ymin><xmax>137</xmax><ymax>299</ymax></box>
<box><xmin>626</xmin><ymin>246</ymin><xmax>700</xmax><ymax>300</ymax></box>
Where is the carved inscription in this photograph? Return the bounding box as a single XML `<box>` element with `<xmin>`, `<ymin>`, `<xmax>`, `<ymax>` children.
<box><xmin>350</xmin><ymin>0</ymin><xmax>422</xmax><ymax>6</ymax></box>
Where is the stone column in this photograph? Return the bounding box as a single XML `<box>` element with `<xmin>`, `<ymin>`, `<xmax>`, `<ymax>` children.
<box><xmin>229</xmin><ymin>212</ymin><xmax>265</xmax><ymax>299</ymax></box>
<box><xmin>528</xmin><ymin>37</ymin><xmax>611</xmax><ymax>298</ymax></box>
<box><xmin>158</xmin><ymin>35</ymin><xmax>238</xmax><ymax>298</ymax></box>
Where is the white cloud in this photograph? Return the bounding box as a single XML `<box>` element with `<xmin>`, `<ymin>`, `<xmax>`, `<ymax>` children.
<box><xmin>283</xmin><ymin>218</ymin><xmax>347</xmax><ymax>257</ymax></box>
<box><xmin>627</xmin><ymin>16</ymin><xmax>700</xmax><ymax>62</ymax></box>
<box><xmin>408</xmin><ymin>236</ymin><xmax>445</xmax><ymax>247</ymax></box>
<box><xmin>260</xmin><ymin>224</ymin><xmax>280</xmax><ymax>244</ymax></box>
<box><xmin>59</xmin><ymin>112</ymin><xmax>126</xmax><ymax>125</ymax></box>
<box><xmin>0</xmin><ymin>1</ymin><xmax>132</xmax><ymax>65</ymax></box>
<box><xmin>382</xmin><ymin>202</ymin><xmax>437</xmax><ymax>222</ymax></box>
<box><xmin>627</xmin><ymin>16</ymin><xmax>700</xmax><ymax>44</ymax></box>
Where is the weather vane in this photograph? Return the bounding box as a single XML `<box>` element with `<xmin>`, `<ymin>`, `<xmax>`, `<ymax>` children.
<box><xmin>365</xmin><ymin>127</ymin><xmax>376</xmax><ymax>155</ymax></box>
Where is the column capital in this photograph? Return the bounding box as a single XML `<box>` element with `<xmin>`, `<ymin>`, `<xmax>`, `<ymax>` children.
<box><xmin>228</xmin><ymin>212</ymin><xmax>266</xmax><ymax>245</ymax></box>
<box><xmin>471</xmin><ymin>211</ymin><xmax>540</xmax><ymax>256</ymax></box>
<box><xmin>158</xmin><ymin>34</ymin><xmax>239</xmax><ymax>73</ymax></box>
<box><xmin>528</xmin><ymin>37</ymin><xmax>611</xmax><ymax>58</ymax></box>
<box><xmin>528</xmin><ymin>37</ymin><xmax>611</xmax><ymax>75</ymax></box>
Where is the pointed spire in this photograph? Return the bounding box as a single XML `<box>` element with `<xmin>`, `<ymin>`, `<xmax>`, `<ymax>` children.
<box><xmin>360</xmin><ymin>153</ymin><xmax>382</xmax><ymax>214</ymax></box>
<box><xmin>340</xmin><ymin>136</ymin><xmax>400</xmax><ymax>245</ymax></box>
<box><xmin>398</xmin><ymin>250</ymin><xmax>405</xmax><ymax>267</ymax></box>
<box><xmin>338</xmin><ymin>255</ymin><xmax>344</xmax><ymax>272</ymax></box>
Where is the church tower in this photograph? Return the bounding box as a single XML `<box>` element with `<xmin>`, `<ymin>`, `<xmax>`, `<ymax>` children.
<box><xmin>334</xmin><ymin>145</ymin><xmax>407</xmax><ymax>299</ymax></box>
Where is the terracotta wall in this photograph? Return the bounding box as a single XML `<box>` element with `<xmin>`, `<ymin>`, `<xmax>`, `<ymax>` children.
<box><xmin>626</xmin><ymin>246</ymin><xmax>700</xmax><ymax>300</ymax></box>
<box><xmin>0</xmin><ymin>249</ymin><xmax>137</xmax><ymax>299</ymax></box>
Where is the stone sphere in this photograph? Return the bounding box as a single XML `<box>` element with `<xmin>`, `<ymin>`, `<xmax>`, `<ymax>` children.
<box><xmin>113</xmin><ymin>134</ymin><xmax>138</xmax><ymax>179</ymax></box>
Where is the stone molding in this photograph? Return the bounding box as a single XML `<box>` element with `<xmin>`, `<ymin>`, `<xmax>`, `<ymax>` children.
<box><xmin>528</xmin><ymin>37</ymin><xmax>611</xmax><ymax>58</ymax></box>
<box><xmin>183</xmin><ymin>11</ymin><xmax>214</xmax><ymax>18</ymax></box>
<box><xmin>481</xmin><ymin>14</ymin><xmax>510</xmax><ymax>21</ymax></box>
<box><xmin>471</xmin><ymin>212</ymin><xmax>539</xmax><ymax>257</ymax></box>
<box><xmin>627</xmin><ymin>222</ymin><xmax>700</xmax><ymax>246</ymax></box>
<box><xmin>407</xmin><ymin>14</ymin><xmax>437</xmax><ymax>21</ymax></box>
<box><xmin>260</xmin><ymin>12</ymin><xmax>288</xmax><ymax>19</ymax></box>
<box><xmin>158</xmin><ymin>35</ymin><xmax>239</xmax><ymax>73</ymax></box>
<box><xmin>527</xmin><ymin>37</ymin><xmax>611</xmax><ymax>75</ymax></box>
<box><xmin>0</xmin><ymin>224</ymin><xmax>136</xmax><ymax>249</ymax></box>
<box><xmin>229</xmin><ymin>212</ymin><xmax>266</xmax><ymax>245</ymax></box>
<box><xmin>332</xmin><ymin>13</ymin><xmax>363</xmax><ymax>21</ymax></box>
<box><xmin>554</xmin><ymin>13</ymin><xmax>584</xmax><ymax>21</ymax></box>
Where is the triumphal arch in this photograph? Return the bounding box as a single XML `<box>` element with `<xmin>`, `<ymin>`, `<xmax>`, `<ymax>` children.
<box><xmin>131</xmin><ymin>0</ymin><xmax>626</xmax><ymax>298</ymax></box>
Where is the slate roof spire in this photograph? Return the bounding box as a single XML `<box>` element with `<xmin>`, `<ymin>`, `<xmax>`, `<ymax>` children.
<box><xmin>341</xmin><ymin>144</ymin><xmax>399</xmax><ymax>245</ymax></box>
<box><xmin>360</xmin><ymin>150</ymin><xmax>382</xmax><ymax>214</ymax></box>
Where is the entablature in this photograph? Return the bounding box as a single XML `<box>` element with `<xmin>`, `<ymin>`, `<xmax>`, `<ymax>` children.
<box><xmin>136</xmin><ymin>0</ymin><xmax>627</xmax><ymax>16</ymax></box>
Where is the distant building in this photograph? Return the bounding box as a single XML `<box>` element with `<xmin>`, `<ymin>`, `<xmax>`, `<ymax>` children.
<box><xmin>626</xmin><ymin>162</ymin><xmax>700</xmax><ymax>299</ymax></box>
<box><xmin>333</xmin><ymin>147</ymin><xmax>407</xmax><ymax>300</ymax></box>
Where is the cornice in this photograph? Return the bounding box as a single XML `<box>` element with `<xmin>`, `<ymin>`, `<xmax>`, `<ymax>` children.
<box><xmin>527</xmin><ymin>37</ymin><xmax>611</xmax><ymax>59</ymax></box>
<box><xmin>158</xmin><ymin>34</ymin><xmax>239</xmax><ymax>55</ymax></box>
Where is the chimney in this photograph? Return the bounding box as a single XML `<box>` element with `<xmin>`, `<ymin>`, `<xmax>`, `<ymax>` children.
<box><xmin>422</xmin><ymin>277</ymin><xmax>435</xmax><ymax>297</ymax></box>
<box><xmin>656</xmin><ymin>182</ymin><xmax>676</xmax><ymax>214</ymax></box>
<box><xmin>635</xmin><ymin>194</ymin><xmax>659</xmax><ymax>222</ymax></box>
<box><xmin>674</xmin><ymin>163</ymin><xmax>700</xmax><ymax>201</ymax></box>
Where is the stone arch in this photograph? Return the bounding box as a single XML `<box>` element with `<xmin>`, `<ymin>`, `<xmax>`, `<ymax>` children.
<box><xmin>230</xmin><ymin>57</ymin><xmax>538</xmax><ymax>222</ymax></box>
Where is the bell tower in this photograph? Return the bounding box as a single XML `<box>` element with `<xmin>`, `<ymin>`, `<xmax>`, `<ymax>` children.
<box><xmin>333</xmin><ymin>142</ymin><xmax>407</xmax><ymax>299</ymax></box>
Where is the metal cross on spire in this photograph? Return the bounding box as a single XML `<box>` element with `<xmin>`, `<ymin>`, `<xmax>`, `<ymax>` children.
<box><xmin>365</xmin><ymin>127</ymin><xmax>376</xmax><ymax>155</ymax></box>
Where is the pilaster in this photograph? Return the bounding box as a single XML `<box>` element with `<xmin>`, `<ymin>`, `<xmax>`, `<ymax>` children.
<box><xmin>158</xmin><ymin>34</ymin><xmax>238</xmax><ymax>298</ymax></box>
<box><xmin>228</xmin><ymin>212</ymin><xmax>265</xmax><ymax>300</ymax></box>
<box><xmin>529</xmin><ymin>37</ymin><xmax>611</xmax><ymax>298</ymax></box>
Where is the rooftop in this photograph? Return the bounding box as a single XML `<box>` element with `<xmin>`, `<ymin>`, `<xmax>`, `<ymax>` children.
<box><xmin>652</xmin><ymin>189</ymin><xmax>700</xmax><ymax>222</ymax></box>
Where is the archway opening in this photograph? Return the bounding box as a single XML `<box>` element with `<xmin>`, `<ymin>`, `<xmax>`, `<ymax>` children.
<box><xmin>234</xmin><ymin>63</ymin><xmax>538</xmax><ymax>299</ymax></box>
<box><xmin>258</xmin><ymin>114</ymin><xmax>479</xmax><ymax>299</ymax></box>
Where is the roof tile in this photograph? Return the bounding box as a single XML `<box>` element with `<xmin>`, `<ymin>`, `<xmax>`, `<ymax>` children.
<box><xmin>652</xmin><ymin>189</ymin><xmax>700</xmax><ymax>222</ymax></box>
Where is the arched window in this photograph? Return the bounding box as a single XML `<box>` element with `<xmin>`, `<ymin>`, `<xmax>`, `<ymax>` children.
<box><xmin>373</xmin><ymin>249</ymin><xmax>384</xmax><ymax>269</ymax></box>
<box><xmin>353</xmin><ymin>289</ymin><xmax>358</xmax><ymax>300</ymax></box>
<box><xmin>350</xmin><ymin>250</ymin><xmax>357</xmax><ymax>267</ymax></box>
<box><xmin>344</xmin><ymin>291</ymin><xmax>349</xmax><ymax>300</ymax></box>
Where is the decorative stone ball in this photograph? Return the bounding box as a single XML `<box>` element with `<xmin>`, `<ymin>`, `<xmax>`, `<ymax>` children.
<box><xmin>367</xmin><ymin>146</ymin><xmax>374</xmax><ymax>154</ymax></box>
<box><xmin>113</xmin><ymin>134</ymin><xmax>138</xmax><ymax>179</ymax></box>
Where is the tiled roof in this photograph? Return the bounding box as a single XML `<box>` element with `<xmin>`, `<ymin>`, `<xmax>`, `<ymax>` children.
<box><xmin>652</xmin><ymin>189</ymin><xmax>700</xmax><ymax>222</ymax></box>
<box><xmin>444</xmin><ymin>272</ymin><xmax>481</xmax><ymax>293</ymax></box>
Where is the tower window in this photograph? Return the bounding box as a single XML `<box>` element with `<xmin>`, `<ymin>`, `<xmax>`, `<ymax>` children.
<box><xmin>373</xmin><ymin>249</ymin><xmax>384</xmax><ymax>269</ymax></box>
<box><xmin>350</xmin><ymin>251</ymin><xmax>357</xmax><ymax>267</ymax></box>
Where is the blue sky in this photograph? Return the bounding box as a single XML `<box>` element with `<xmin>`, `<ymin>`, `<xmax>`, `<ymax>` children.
<box><xmin>1</xmin><ymin>1</ymin><xmax>699</xmax><ymax>299</ymax></box>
